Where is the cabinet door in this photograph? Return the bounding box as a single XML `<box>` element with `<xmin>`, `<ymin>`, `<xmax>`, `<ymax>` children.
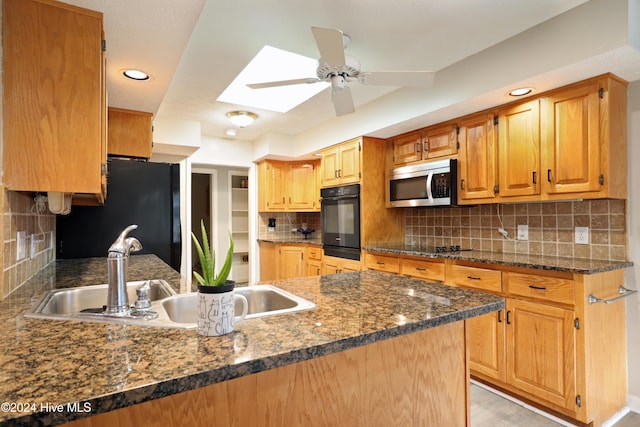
<box><xmin>288</xmin><ymin>162</ymin><xmax>317</xmax><ymax>210</ymax></box>
<box><xmin>341</xmin><ymin>259</ymin><xmax>362</xmax><ymax>273</ymax></box>
<box><xmin>542</xmin><ymin>82</ymin><xmax>601</xmax><ymax>195</ymax></box>
<box><xmin>307</xmin><ymin>260</ymin><xmax>322</xmax><ymax>276</ymax></box>
<box><xmin>107</xmin><ymin>108</ymin><xmax>153</xmax><ymax>159</ymax></box>
<box><xmin>400</xmin><ymin>258</ymin><xmax>445</xmax><ymax>282</ymax></box>
<box><xmin>259</xmin><ymin>242</ymin><xmax>279</xmax><ymax>281</ymax></box>
<box><xmin>506</xmin><ymin>299</ymin><xmax>576</xmax><ymax>411</ymax></box>
<box><xmin>3</xmin><ymin>0</ymin><xmax>105</xmax><ymax>197</ymax></box>
<box><xmin>321</xmin><ymin>148</ymin><xmax>340</xmax><ymax>187</ymax></box>
<box><xmin>468</xmin><ymin>310</ymin><xmax>506</xmax><ymax>382</ymax></box>
<box><xmin>392</xmin><ymin>132</ymin><xmax>422</xmax><ymax>165</ymax></box>
<box><xmin>498</xmin><ymin>100</ymin><xmax>540</xmax><ymax>197</ymax></box>
<box><xmin>424</xmin><ymin>124</ymin><xmax>458</xmax><ymax>159</ymax></box>
<box><xmin>458</xmin><ymin>113</ymin><xmax>496</xmax><ymax>201</ymax></box>
<box><xmin>338</xmin><ymin>139</ymin><xmax>361</xmax><ymax>184</ymax></box>
<box><xmin>321</xmin><ymin>259</ymin><xmax>340</xmax><ymax>275</ymax></box>
<box><xmin>280</xmin><ymin>246</ymin><xmax>305</xmax><ymax>279</ymax></box>
<box><xmin>264</xmin><ymin>161</ymin><xmax>288</xmax><ymax>211</ymax></box>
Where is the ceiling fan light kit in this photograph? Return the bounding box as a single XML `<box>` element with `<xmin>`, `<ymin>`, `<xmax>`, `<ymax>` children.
<box><xmin>226</xmin><ymin>110</ymin><xmax>258</xmax><ymax>127</ymax></box>
<box><xmin>247</xmin><ymin>26</ymin><xmax>435</xmax><ymax>117</ymax></box>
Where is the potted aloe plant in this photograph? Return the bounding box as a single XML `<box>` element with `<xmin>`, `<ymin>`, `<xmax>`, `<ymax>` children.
<box><xmin>191</xmin><ymin>220</ymin><xmax>247</xmax><ymax>336</ymax></box>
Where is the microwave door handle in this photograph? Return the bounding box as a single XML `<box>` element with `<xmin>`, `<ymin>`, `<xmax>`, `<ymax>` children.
<box><xmin>426</xmin><ymin>172</ymin><xmax>434</xmax><ymax>203</ymax></box>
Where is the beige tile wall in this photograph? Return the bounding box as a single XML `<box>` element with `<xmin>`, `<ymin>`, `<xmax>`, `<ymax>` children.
<box><xmin>258</xmin><ymin>212</ymin><xmax>321</xmax><ymax>241</ymax></box>
<box><xmin>1</xmin><ymin>188</ymin><xmax>55</xmax><ymax>298</ymax></box>
<box><xmin>405</xmin><ymin>199</ymin><xmax>627</xmax><ymax>261</ymax></box>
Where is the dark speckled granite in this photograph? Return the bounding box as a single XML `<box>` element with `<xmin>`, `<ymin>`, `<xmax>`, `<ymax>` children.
<box><xmin>258</xmin><ymin>238</ymin><xmax>322</xmax><ymax>245</ymax></box>
<box><xmin>0</xmin><ymin>254</ymin><xmax>502</xmax><ymax>426</ymax></box>
<box><xmin>363</xmin><ymin>245</ymin><xmax>632</xmax><ymax>274</ymax></box>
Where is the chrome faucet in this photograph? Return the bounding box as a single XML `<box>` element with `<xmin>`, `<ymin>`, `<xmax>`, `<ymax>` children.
<box><xmin>106</xmin><ymin>225</ymin><xmax>143</xmax><ymax>314</ymax></box>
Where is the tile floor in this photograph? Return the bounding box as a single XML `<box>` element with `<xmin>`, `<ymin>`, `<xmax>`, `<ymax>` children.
<box><xmin>470</xmin><ymin>383</ymin><xmax>640</xmax><ymax>427</ymax></box>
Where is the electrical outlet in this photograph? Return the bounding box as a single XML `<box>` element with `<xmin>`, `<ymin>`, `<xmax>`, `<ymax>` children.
<box><xmin>30</xmin><ymin>234</ymin><xmax>37</xmax><ymax>259</ymax></box>
<box><xmin>517</xmin><ymin>224</ymin><xmax>529</xmax><ymax>241</ymax></box>
<box><xmin>16</xmin><ymin>231</ymin><xmax>27</xmax><ymax>261</ymax></box>
<box><xmin>575</xmin><ymin>226</ymin><xmax>589</xmax><ymax>244</ymax></box>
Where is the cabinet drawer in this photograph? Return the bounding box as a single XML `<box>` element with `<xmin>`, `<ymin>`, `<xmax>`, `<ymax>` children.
<box><xmin>450</xmin><ymin>265</ymin><xmax>502</xmax><ymax>292</ymax></box>
<box><xmin>506</xmin><ymin>272</ymin><xmax>574</xmax><ymax>305</ymax></box>
<box><xmin>364</xmin><ymin>253</ymin><xmax>400</xmax><ymax>274</ymax></box>
<box><xmin>401</xmin><ymin>258</ymin><xmax>445</xmax><ymax>282</ymax></box>
<box><xmin>307</xmin><ymin>246</ymin><xmax>323</xmax><ymax>261</ymax></box>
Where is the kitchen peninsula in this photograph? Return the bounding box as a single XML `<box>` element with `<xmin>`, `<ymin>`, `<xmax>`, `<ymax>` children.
<box><xmin>1</xmin><ymin>255</ymin><xmax>503</xmax><ymax>426</ymax></box>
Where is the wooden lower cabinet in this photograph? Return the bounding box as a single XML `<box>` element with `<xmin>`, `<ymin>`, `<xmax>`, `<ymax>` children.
<box><xmin>322</xmin><ymin>256</ymin><xmax>361</xmax><ymax>274</ymax></box>
<box><xmin>259</xmin><ymin>243</ymin><xmax>324</xmax><ymax>280</ymax></box>
<box><xmin>467</xmin><ymin>267</ymin><xmax>628</xmax><ymax>426</ymax></box>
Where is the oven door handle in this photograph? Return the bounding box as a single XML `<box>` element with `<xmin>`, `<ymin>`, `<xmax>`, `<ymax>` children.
<box><xmin>321</xmin><ymin>195</ymin><xmax>359</xmax><ymax>202</ymax></box>
<box><xmin>425</xmin><ymin>172</ymin><xmax>434</xmax><ymax>202</ymax></box>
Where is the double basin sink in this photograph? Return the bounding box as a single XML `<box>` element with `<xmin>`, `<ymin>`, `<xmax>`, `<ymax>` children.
<box><xmin>25</xmin><ymin>280</ymin><xmax>316</xmax><ymax>329</ymax></box>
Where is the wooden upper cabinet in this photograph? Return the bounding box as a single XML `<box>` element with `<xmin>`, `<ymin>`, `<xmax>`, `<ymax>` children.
<box><xmin>498</xmin><ymin>99</ymin><xmax>540</xmax><ymax>198</ymax></box>
<box><xmin>258</xmin><ymin>160</ymin><xmax>319</xmax><ymax>212</ymax></box>
<box><xmin>392</xmin><ymin>131</ymin><xmax>422</xmax><ymax>165</ymax></box>
<box><xmin>541</xmin><ymin>75</ymin><xmax>627</xmax><ymax>199</ymax></box>
<box><xmin>392</xmin><ymin>124</ymin><xmax>458</xmax><ymax>167</ymax></box>
<box><xmin>423</xmin><ymin>123</ymin><xmax>458</xmax><ymax>159</ymax></box>
<box><xmin>458</xmin><ymin>113</ymin><xmax>496</xmax><ymax>202</ymax></box>
<box><xmin>108</xmin><ymin>108</ymin><xmax>153</xmax><ymax>159</ymax></box>
<box><xmin>288</xmin><ymin>162</ymin><xmax>317</xmax><ymax>211</ymax></box>
<box><xmin>321</xmin><ymin>138</ymin><xmax>361</xmax><ymax>186</ymax></box>
<box><xmin>2</xmin><ymin>0</ymin><xmax>106</xmax><ymax>203</ymax></box>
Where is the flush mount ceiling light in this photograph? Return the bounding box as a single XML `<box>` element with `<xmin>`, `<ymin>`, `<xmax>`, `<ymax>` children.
<box><xmin>226</xmin><ymin>111</ymin><xmax>258</xmax><ymax>128</ymax></box>
<box><xmin>123</xmin><ymin>69</ymin><xmax>150</xmax><ymax>81</ymax></box>
<box><xmin>508</xmin><ymin>87</ymin><xmax>534</xmax><ymax>96</ymax></box>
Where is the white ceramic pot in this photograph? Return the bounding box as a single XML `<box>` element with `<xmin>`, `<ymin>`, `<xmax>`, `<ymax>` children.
<box><xmin>197</xmin><ymin>282</ymin><xmax>248</xmax><ymax>336</ymax></box>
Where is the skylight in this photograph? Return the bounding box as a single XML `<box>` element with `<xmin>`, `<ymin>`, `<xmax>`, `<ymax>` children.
<box><xmin>217</xmin><ymin>45</ymin><xmax>329</xmax><ymax>113</ymax></box>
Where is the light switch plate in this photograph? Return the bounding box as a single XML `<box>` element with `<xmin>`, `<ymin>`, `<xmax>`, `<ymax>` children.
<box><xmin>575</xmin><ymin>227</ymin><xmax>589</xmax><ymax>244</ymax></box>
<box><xmin>517</xmin><ymin>224</ymin><xmax>529</xmax><ymax>241</ymax></box>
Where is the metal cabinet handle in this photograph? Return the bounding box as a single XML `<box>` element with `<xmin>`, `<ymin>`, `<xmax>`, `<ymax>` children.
<box><xmin>588</xmin><ymin>286</ymin><xmax>638</xmax><ymax>304</ymax></box>
<box><xmin>547</xmin><ymin>169</ymin><xmax>552</xmax><ymax>182</ymax></box>
<box><xmin>506</xmin><ymin>310</ymin><xmax>512</xmax><ymax>325</ymax></box>
<box><xmin>338</xmin><ymin>169</ymin><xmax>342</xmax><ymax>177</ymax></box>
<box><xmin>497</xmin><ymin>310</ymin><xmax>502</xmax><ymax>323</ymax></box>
<box><xmin>467</xmin><ymin>276</ymin><xmax>481</xmax><ymax>280</ymax></box>
<box><xmin>377</xmin><ymin>261</ymin><xmax>385</xmax><ymax>265</ymax></box>
<box><xmin>423</xmin><ymin>140</ymin><xmax>429</xmax><ymax>152</ymax></box>
<box><xmin>532</xmin><ymin>171</ymin><xmax>537</xmax><ymax>184</ymax></box>
<box><xmin>460</xmin><ymin>179</ymin><xmax>465</xmax><ymax>190</ymax></box>
<box><xmin>529</xmin><ymin>285</ymin><xmax>546</xmax><ymax>290</ymax></box>
<box><xmin>415</xmin><ymin>267</ymin><xmax>426</xmax><ymax>271</ymax></box>
<box><xmin>415</xmin><ymin>142</ymin><xmax>421</xmax><ymax>153</ymax></box>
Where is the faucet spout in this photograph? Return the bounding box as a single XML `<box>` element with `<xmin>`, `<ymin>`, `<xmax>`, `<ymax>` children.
<box><xmin>106</xmin><ymin>225</ymin><xmax>143</xmax><ymax>314</ymax></box>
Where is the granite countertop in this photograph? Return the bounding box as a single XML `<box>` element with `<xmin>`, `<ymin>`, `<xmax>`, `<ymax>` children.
<box><xmin>0</xmin><ymin>255</ymin><xmax>503</xmax><ymax>426</ymax></box>
<box><xmin>363</xmin><ymin>244</ymin><xmax>633</xmax><ymax>274</ymax></box>
<box><xmin>258</xmin><ymin>237</ymin><xmax>322</xmax><ymax>244</ymax></box>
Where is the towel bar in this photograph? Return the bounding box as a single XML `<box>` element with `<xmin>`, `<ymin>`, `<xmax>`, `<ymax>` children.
<box><xmin>588</xmin><ymin>286</ymin><xmax>638</xmax><ymax>305</ymax></box>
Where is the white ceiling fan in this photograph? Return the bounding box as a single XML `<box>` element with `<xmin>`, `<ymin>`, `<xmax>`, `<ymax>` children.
<box><xmin>247</xmin><ymin>27</ymin><xmax>435</xmax><ymax>116</ymax></box>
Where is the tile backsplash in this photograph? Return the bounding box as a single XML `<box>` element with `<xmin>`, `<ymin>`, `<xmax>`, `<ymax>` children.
<box><xmin>405</xmin><ymin>199</ymin><xmax>627</xmax><ymax>261</ymax></box>
<box><xmin>258</xmin><ymin>212</ymin><xmax>321</xmax><ymax>241</ymax></box>
<box><xmin>1</xmin><ymin>188</ymin><xmax>55</xmax><ymax>298</ymax></box>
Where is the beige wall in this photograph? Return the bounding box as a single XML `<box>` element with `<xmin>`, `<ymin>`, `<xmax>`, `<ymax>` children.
<box><xmin>626</xmin><ymin>80</ymin><xmax>640</xmax><ymax>402</ymax></box>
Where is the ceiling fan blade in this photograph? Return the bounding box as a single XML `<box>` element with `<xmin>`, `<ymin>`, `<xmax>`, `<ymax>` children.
<box><xmin>361</xmin><ymin>71</ymin><xmax>435</xmax><ymax>87</ymax></box>
<box><xmin>332</xmin><ymin>86</ymin><xmax>355</xmax><ymax>116</ymax></box>
<box><xmin>247</xmin><ymin>77</ymin><xmax>321</xmax><ymax>89</ymax></box>
<box><xmin>311</xmin><ymin>27</ymin><xmax>346</xmax><ymax>67</ymax></box>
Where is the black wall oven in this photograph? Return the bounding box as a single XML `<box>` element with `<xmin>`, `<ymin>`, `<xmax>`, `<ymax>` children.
<box><xmin>321</xmin><ymin>184</ymin><xmax>361</xmax><ymax>261</ymax></box>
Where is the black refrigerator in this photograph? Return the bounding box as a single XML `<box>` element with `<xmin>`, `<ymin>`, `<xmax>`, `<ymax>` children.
<box><xmin>57</xmin><ymin>158</ymin><xmax>182</xmax><ymax>271</ymax></box>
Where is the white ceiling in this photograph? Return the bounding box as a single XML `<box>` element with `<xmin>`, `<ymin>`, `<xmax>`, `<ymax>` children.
<box><xmin>61</xmin><ymin>0</ymin><xmax>640</xmax><ymax>155</ymax></box>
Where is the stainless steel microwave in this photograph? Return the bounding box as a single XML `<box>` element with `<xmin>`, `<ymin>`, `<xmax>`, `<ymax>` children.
<box><xmin>387</xmin><ymin>159</ymin><xmax>458</xmax><ymax>207</ymax></box>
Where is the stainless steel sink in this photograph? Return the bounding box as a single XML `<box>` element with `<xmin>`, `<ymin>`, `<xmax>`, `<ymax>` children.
<box><xmin>26</xmin><ymin>279</ymin><xmax>175</xmax><ymax>320</ymax></box>
<box><xmin>25</xmin><ymin>283</ymin><xmax>315</xmax><ymax>329</ymax></box>
<box><xmin>161</xmin><ymin>285</ymin><xmax>316</xmax><ymax>324</ymax></box>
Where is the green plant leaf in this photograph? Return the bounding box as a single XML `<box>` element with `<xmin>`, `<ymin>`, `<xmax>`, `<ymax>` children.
<box><xmin>192</xmin><ymin>270</ymin><xmax>206</xmax><ymax>286</ymax></box>
<box><xmin>214</xmin><ymin>231</ymin><xmax>234</xmax><ymax>285</ymax></box>
<box><xmin>200</xmin><ymin>219</ymin><xmax>214</xmax><ymax>284</ymax></box>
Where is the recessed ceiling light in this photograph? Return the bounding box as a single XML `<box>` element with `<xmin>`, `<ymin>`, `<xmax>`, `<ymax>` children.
<box><xmin>226</xmin><ymin>128</ymin><xmax>238</xmax><ymax>137</ymax></box>
<box><xmin>508</xmin><ymin>87</ymin><xmax>534</xmax><ymax>96</ymax></box>
<box><xmin>123</xmin><ymin>69</ymin><xmax>150</xmax><ymax>81</ymax></box>
<box><xmin>217</xmin><ymin>45</ymin><xmax>329</xmax><ymax>113</ymax></box>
